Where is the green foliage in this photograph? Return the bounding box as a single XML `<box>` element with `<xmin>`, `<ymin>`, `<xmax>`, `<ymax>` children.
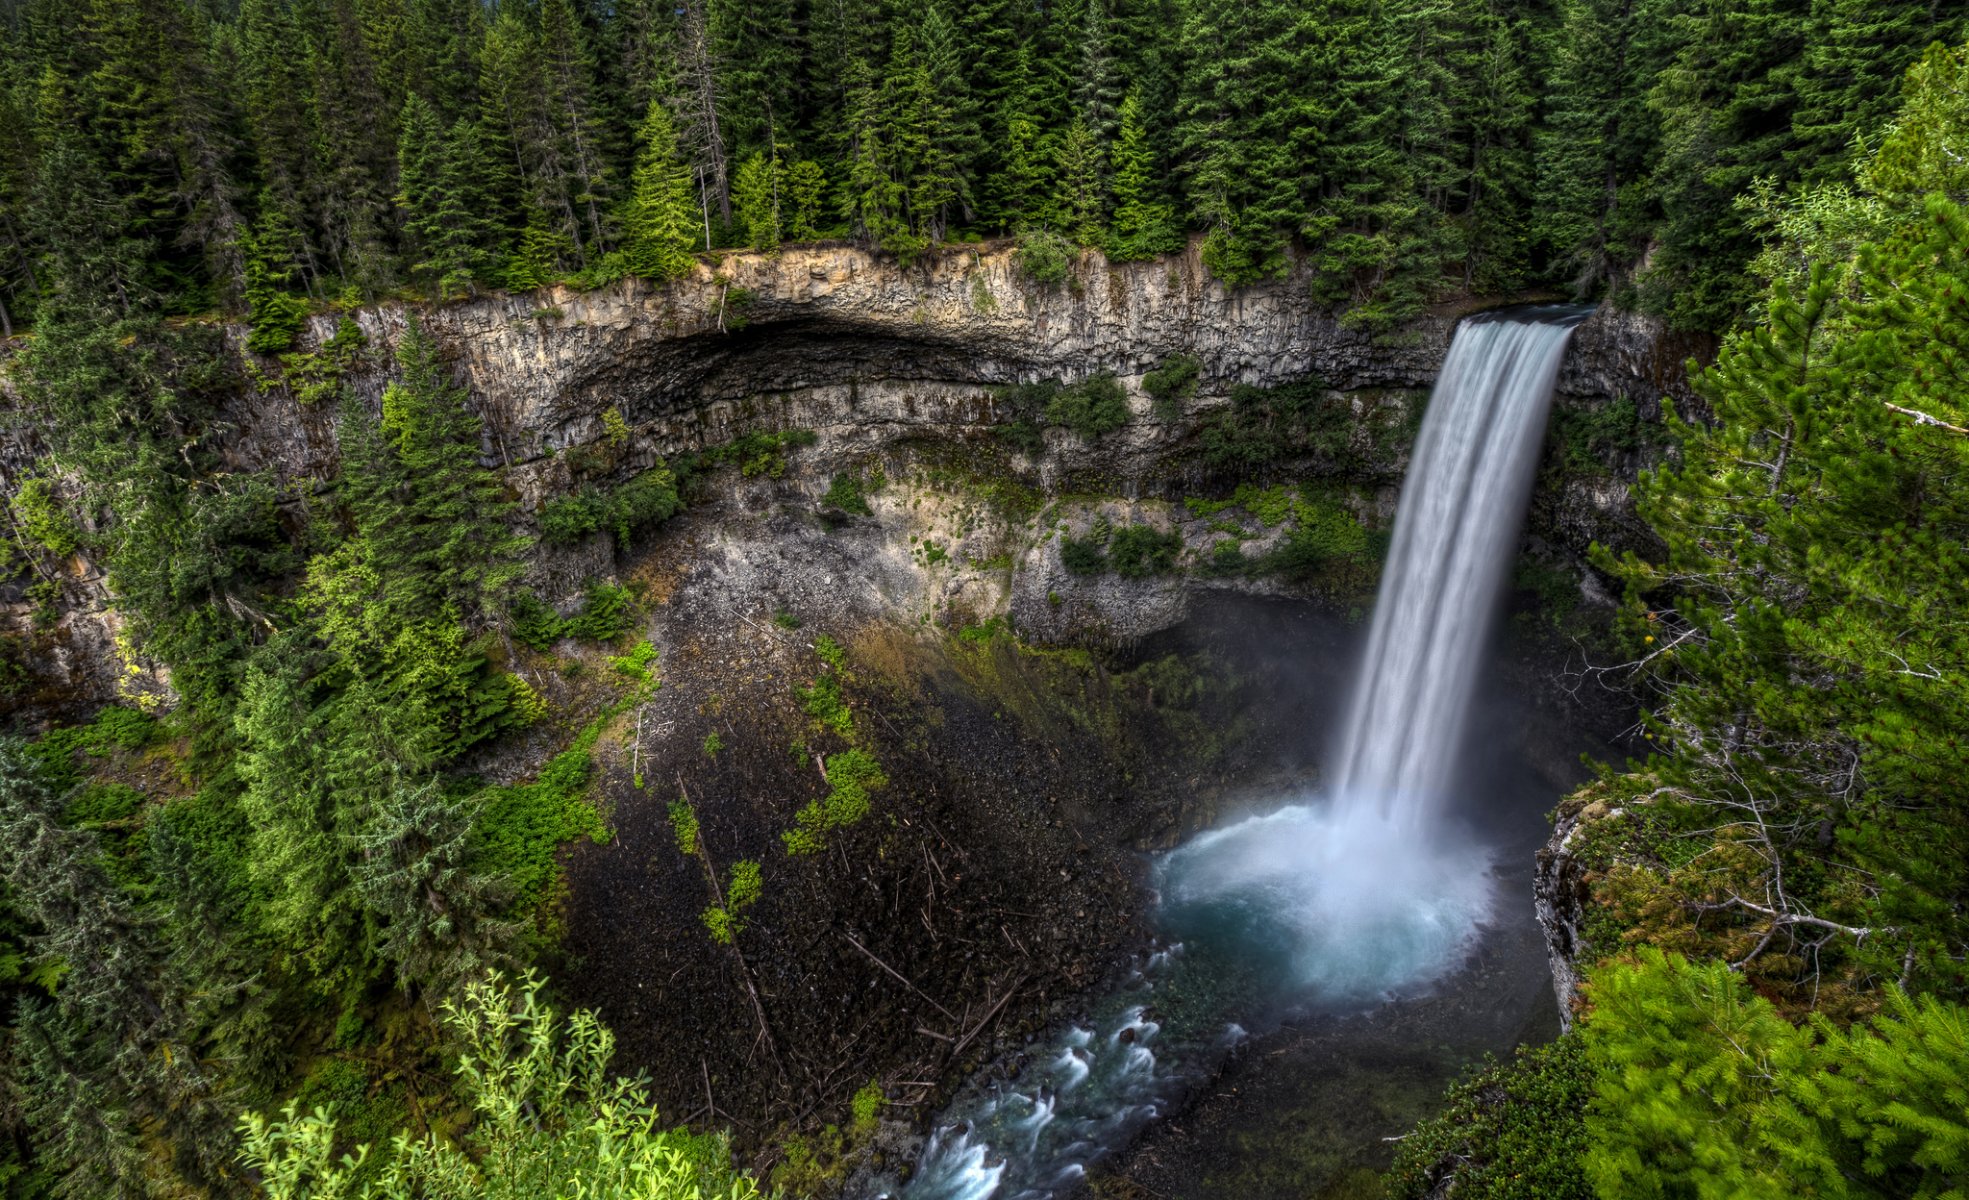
<box><xmin>1579</xmin><ymin>950</ymin><xmax>1969</xmax><ymax>1198</ymax></box>
<box><xmin>1142</xmin><ymin>355</ymin><xmax>1202</xmax><ymax>422</ymax></box>
<box><xmin>239</xmin><ymin>972</ymin><xmax>763</xmax><ymax>1200</ymax></box>
<box><xmin>10</xmin><ymin>477</ymin><xmax>78</xmax><ymax>558</ymax></box>
<box><xmin>1385</xmin><ymin>1036</ymin><xmax>1591</xmax><ymax>1200</ymax></box>
<box><xmin>1015</xmin><ymin>229</ymin><xmax>1074</xmax><ymax>286</ymax></box>
<box><xmin>850</xmin><ymin>1080</ymin><xmax>885</xmax><ymax>1132</ymax></box>
<box><xmin>538</xmin><ymin>464</ymin><xmax>683</xmax><ymax>551</ymax></box>
<box><xmin>666</xmin><ymin>799</ymin><xmax>700</xmax><ymax>857</ymax></box>
<box><xmin>822</xmin><ymin>470</ymin><xmax>879</xmax><ymax>516</ymax></box>
<box><xmin>471</xmin><ymin>741</ymin><xmax>607</xmax><ymax>917</ymax></box>
<box><xmin>797</xmin><ymin>672</ymin><xmax>853</xmax><ymax>735</ymax></box>
<box><xmin>276</xmin><ymin>318</ymin><xmax>369</xmax><ymax>406</ymax></box>
<box><xmin>684</xmin><ymin>431</ymin><xmax>818</xmax><ymax>482</ymax></box>
<box><xmin>782</xmin><ymin>749</ymin><xmax>887</xmax><ymax>856</ymax></box>
<box><xmin>1060</xmin><ymin>530</ymin><xmax>1108</xmax><ymax>575</ymax></box>
<box><xmin>701</xmin><ymin>860</ymin><xmax>762</xmax><ymax>945</ymax></box>
<box><xmin>563</xmin><ymin>583</ymin><xmax>634</xmax><ymax>643</ymax></box>
<box><xmin>1198</xmin><ymin>381</ymin><xmax>1352</xmax><ymax>475</ymax></box>
<box><xmin>701</xmin><ymin>732</ymin><xmax>724</xmax><ymax>758</ymax></box>
<box><xmin>1043</xmin><ymin>374</ymin><xmax>1130</xmax><ymax>440</ymax></box>
<box><xmin>1586</xmin><ymin>54</ymin><xmax>1969</xmax><ymax>1006</ymax></box>
<box><xmin>621</xmin><ymin>99</ymin><xmax>701</xmax><ymax>281</ymax></box>
<box><xmin>1107</xmin><ymin>526</ymin><xmax>1182</xmax><ymax>578</ymax></box>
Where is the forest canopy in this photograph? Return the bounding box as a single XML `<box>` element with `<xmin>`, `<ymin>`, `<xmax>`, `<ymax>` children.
<box><xmin>0</xmin><ymin>0</ymin><xmax>1961</xmax><ymax>336</ymax></box>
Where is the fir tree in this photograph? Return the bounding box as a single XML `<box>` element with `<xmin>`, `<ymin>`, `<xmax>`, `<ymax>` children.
<box><xmin>1106</xmin><ymin>91</ymin><xmax>1181</xmax><ymax>260</ymax></box>
<box><xmin>350</xmin><ymin>773</ymin><xmax>515</xmax><ymax>1002</ymax></box>
<box><xmin>733</xmin><ymin>147</ymin><xmax>784</xmax><ymax>251</ymax></box>
<box><xmin>621</xmin><ymin>99</ymin><xmax>700</xmax><ymax>280</ymax></box>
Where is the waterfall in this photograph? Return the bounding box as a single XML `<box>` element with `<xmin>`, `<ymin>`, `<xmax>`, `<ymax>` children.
<box><xmin>1329</xmin><ymin>309</ymin><xmax>1590</xmax><ymax>827</ymax></box>
<box><xmin>880</xmin><ymin>307</ymin><xmax>1590</xmax><ymax>1200</ymax></box>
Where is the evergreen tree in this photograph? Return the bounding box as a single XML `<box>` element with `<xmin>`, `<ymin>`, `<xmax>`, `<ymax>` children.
<box><xmin>1052</xmin><ymin>117</ymin><xmax>1106</xmax><ymax>246</ymax></box>
<box><xmin>733</xmin><ymin>147</ymin><xmax>784</xmax><ymax>251</ymax></box>
<box><xmin>1107</xmin><ymin>91</ymin><xmax>1181</xmax><ymax>259</ymax></box>
<box><xmin>1790</xmin><ymin>0</ymin><xmax>1965</xmax><ymax>182</ymax></box>
<box><xmin>350</xmin><ymin>774</ymin><xmax>514</xmax><ymax>1002</ymax></box>
<box><xmin>710</xmin><ymin>0</ymin><xmax>800</xmax><ymax>155</ymax></box>
<box><xmin>621</xmin><ymin>99</ymin><xmax>701</xmax><ymax>279</ymax></box>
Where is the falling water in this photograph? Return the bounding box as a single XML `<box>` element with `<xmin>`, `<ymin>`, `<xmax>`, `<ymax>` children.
<box><xmin>879</xmin><ymin>307</ymin><xmax>1591</xmax><ymax>1200</ymax></box>
<box><xmin>1328</xmin><ymin>309</ymin><xmax>1594</xmax><ymax>825</ymax></box>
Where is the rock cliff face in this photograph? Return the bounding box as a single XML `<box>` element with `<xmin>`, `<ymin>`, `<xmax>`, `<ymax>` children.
<box><xmin>221</xmin><ymin>240</ymin><xmax>1696</xmax><ymax>486</ymax></box>
<box><xmin>4</xmin><ymin>240</ymin><xmax>1699</xmax><ymax>717</ymax></box>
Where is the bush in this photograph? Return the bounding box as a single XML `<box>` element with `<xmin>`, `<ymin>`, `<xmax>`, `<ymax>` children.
<box><xmin>992</xmin><ymin>380</ymin><xmax>1059</xmax><ymax>452</ymax></box>
<box><xmin>1015</xmin><ymin>229</ymin><xmax>1074</xmax><ymax>286</ymax></box>
<box><xmin>538</xmin><ymin>465</ymin><xmax>681</xmax><ymax>550</ymax></box>
<box><xmin>1108</xmin><ymin>525</ymin><xmax>1182</xmax><ymax>578</ymax></box>
<box><xmin>539</xmin><ymin>490</ymin><xmax>607</xmax><ymax>545</ymax></box>
<box><xmin>1384</xmin><ymin>1036</ymin><xmax>1592</xmax><ymax>1200</ymax></box>
<box><xmin>1258</xmin><ymin>498</ymin><xmax>1369</xmax><ymax>581</ymax></box>
<box><xmin>563</xmin><ymin>583</ymin><xmax>634</xmax><ymax>642</ymax></box>
<box><xmin>822</xmin><ymin>472</ymin><xmax>872</xmax><ymax>516</ymax></box>
<box><xmin>510</xmin><ymin>593</ymin><xmax>566</xmax><ymax>651</ymax></box>
<box><xmin>782</xmin><ymin>748</ymin><xmax>886</xmax><ymax>856</ymax></box>
<box><xmin>1044</xmin><ymin>374</ymin><xmax>1131</xmax><ymax>439</ymax></box>
<box><xmin>1142</xmin><ymin>354</ymin><xmax>1202</xmax><ymax>422</ymax></box>
<box><xmin>12</xmin><ymin>476</ymin><xmax>78</xmax><ymax>557</ymax></box>
<box><xmin>1198</xmin><ymin>381</ymin><xmax>1348</xmax><ymax>474</ymax></box>
<box><xmin>1060</xmin><ymin>533</ymin><xmax>1107</xmax><ymax>575</ymax></box>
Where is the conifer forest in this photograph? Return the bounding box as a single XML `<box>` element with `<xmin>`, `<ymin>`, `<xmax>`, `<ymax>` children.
<box><xmin>1</xmin><ymin>1</ymin><xmax>1968</xmax><ymax>1198</ymax></box>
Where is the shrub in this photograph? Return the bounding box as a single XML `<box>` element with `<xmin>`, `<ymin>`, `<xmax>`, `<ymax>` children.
<box><xmin>822</xmin><ymin>472</ymin><xmax>872</xmax><ymax>516</ymax></box>
<box><xmin>667</xmin><ymin>799</ymin><xmax>699</xmax><ymax>856</ymax></box>
<box><xmin>1044</xmin><ymin>374</ymin><xmax>1131</xmax><ymax>439</ymax></box>
<box><xmin>1060</xmin><ymin>534</ymin><xmax>1107</xmax><ymax>575</ymax></box>
<box><xmin>12</xmin><ymin>477</ymin><xmax>78</xmax><ymax>557</ymax></box>
<box><xmin>538</xmin><ymin>466</ymin><xmax>681</xmax><ymax>550</ymax></box>
<box><xmin>86</xmin><ymin>705</ymin><xmax>159</xmax><ymax>752</ymax></box>
<box><xmin>539</xmin><ymin>490</ymin><xmax>607</xmax><ymax>545</ymax></box>
<box><xmin>1384</xmin><ymin>1036</ymin><xmax>1591</xmax><ymax>1200</ymax></box>
<box><xmin>1258</xmin><ymin>497</ymin><xmax>1369</xmax><ymax>581</ymax></box>
<box><xmin>1142</xmin><ymin>354</ymin><xmax>1202</xmax><ymax>422</ymax></box>
<box><xmin>1015</xmin><ymin>229</ymin><xmax>1074</xmax><ymax>286</ymax></box>
<box><xmin>703</xmin><ymin>859</ymin><xmax>762</xmax><ymax>944</ymax></box>
<box><xmin>563</xmin><ymin>582</ymin><xmax>633</xmax><ymax>642</ymax></box>
<box><xmin>510</xmin><ymin>593</ymin><xmax>566</xmax><ymax>651</ymax></box>
<box><xmin>1198</xmin><ymin>380</ymin><xmax>1348</xmax><ymax>474</ymax></box>
<box><xmin>782</xmin><ymin>748</ymin><xmax>886</xmax><ymax>856</ymax></box>
<box><xmin>1107</xmin><ymin>525</ymin><xmax>1182</xmax><ymax>578</ymax></box>
<box><xmin>992</xmin><ymin>380</ymin><xmax>1061</xmax><ymax>452</ymax></box>
<box><xmin>63</xmin><ymin>782</ymin><xmax>146</xmax><ymax>827</ymax></box>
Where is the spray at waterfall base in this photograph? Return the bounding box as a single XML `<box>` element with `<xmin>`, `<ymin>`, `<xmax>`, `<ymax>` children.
<box><xmin>877</xmin><ymin>307</ymin><xmax>1592</xmax><ymax>1200</ymax></box>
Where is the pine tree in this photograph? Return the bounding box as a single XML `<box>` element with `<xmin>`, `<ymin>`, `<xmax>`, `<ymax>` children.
<box><xmin>621</xmin><ymin>99</ymin><xmax>701</xmax><ymax>279</ymax></box>
<box><xmin>786</xmin><ymin>159</ymin><xmax>828</xmax><ymax>241</ymax></box>
<box><xmin>840</xmin><ymin>56</ymin><xmax>913</xmax><ymax>255</ymax></box>
<box><xmin>538</xmin><ymin>0</ymin><xmax>613</xmax><ymax>261</ymax></box>
<box><xmin>1051</xmin><ymin>117</ymin><xmax>1106</xmax><ymax>246</ymax></box>
<box><xmin>1106</xmin><ymin>92</ymin><xmax>1181</xmax><ymax>260</ymax></box>
<box><xmin>351</xmin><ymin>774</ymin><xmax>515</xmax><ymax>1002</ymax></box>
<box><xmin>1532</xmin><ymin>0</ymin><xmax>1658</xmax><ymax>297</ymax></box>
<box><xmin>733</xmin><ymin>147</ymin><xmax>784</xmax><ymax>251</ymax></box>
<box><xmin>1789</xmin><ymin>0</ymin><xmax>1964</xmax><ymax>182</ymax></box>
<box><xmin>710</xmin><ymin>0</ymin><xmax>800</xmax><ymax>155</ymax></box>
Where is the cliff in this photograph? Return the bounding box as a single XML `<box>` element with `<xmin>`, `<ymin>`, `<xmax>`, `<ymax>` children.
<box><xmin>1</xmin><ymin>240</ymin><xmax>1700</xmax><ymax>716</ymax></box>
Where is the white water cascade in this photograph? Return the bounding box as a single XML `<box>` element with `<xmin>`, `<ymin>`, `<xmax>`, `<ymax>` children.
<box><xmin>882</xmin><ymin>307</ymin><xmax>1591</xmax><ymax>1200</ymax></box>
<box><xmin>1328</xmin><ymin>310</ymin><xmax>1593</xmax><ymax>825</ymax></box>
